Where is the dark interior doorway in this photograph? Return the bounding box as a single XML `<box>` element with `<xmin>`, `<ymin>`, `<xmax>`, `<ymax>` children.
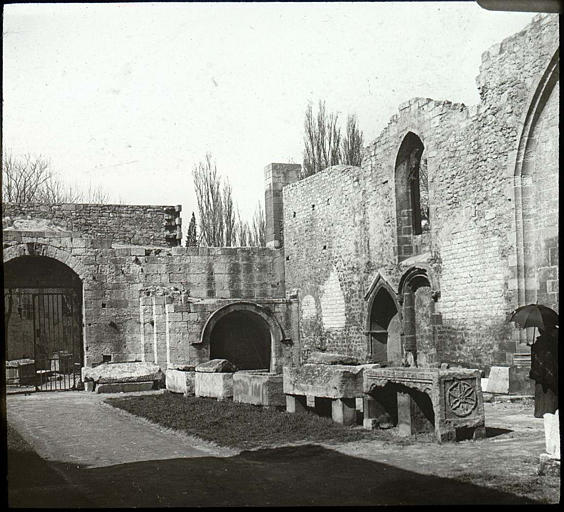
<box><xmin>4</xmin><ymin>256</ymin><xmax>83</xmax><ymax>391</ymax></box>
<box><xmin>368</xmin><ymin>288</ymin><xmax>400</xmax><ymax>363</ymax></box>
<box><xmin>209</xmin><ymin>310</ymin><xmax>271</xmax><ymax>371</ymax></box>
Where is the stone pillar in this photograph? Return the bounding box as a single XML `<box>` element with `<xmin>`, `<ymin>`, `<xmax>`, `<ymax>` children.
<box><xmin>402</xmin><ymin>289</ymin><xmax>417</xmax><ymax>366</ymax></box>
<box><xmin>264</xmin><ymin>163</ymin><xmax>301</xmax><ymax>249</ymax></box>
<box><xmin>363</xmin><ymin>394</ymin><xmax>393</xmax><ymax>430</ymax></box>
<box><xmin>331</xmin><ymin>398</ymin><xmax>356</xmax><ymax>426</ymax></box>
<box><xmin>397</xmin><ymin>390</ymin><xmax>434</xmax><ymax>436</ymax></box>
<box><xmin>286</xmin><ymin>394</ymin><xmax>307</xmax><ymax>414</ymax></box>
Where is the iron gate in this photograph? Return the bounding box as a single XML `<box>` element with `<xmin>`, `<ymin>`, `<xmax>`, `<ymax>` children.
<box><xmin>32</xmin><ymin>291</ymin><xmax>83</xmax><ymax>391</ymax></box>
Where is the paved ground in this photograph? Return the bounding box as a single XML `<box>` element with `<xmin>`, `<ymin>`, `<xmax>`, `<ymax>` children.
<box><xmin>6</xmin><ymin>390</ymin><xmax>557</xmax><ymax>506</ymax></box>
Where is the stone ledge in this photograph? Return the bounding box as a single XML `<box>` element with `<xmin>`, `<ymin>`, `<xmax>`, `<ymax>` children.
<box><xmin>95</xmin><ymin>381</ymin><xmax>155</xmax><ymax>393</ymax></box>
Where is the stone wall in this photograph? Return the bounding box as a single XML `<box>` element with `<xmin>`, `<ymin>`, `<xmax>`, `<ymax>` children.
<box><xmin>3</xmin><ymin>231</ymin><xmax>297</xmax><ymax>370</ymax></box>
<box><xmin>283</xmin><ymin>14</ymin><xmax>559</xmax><ymax>369</ymax></box>
<box><xmin>2</xmin><ymin>203</ymin><xmax>182</xmax><ymax>247</ymax></box>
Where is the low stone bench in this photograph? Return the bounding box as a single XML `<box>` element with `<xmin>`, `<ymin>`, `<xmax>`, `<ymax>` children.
<box><xmin>283</xmin><ymin>364</ymin><xmax>378</xmax><ymax>425</ymax></box>
<box><xmin>233</xmin><ymin>371</ymin><xmax>284</xmax><ymax>407</ymax></box>
<box><xmin>165</xmin><ymin>365</ymin><xmax>196</xmax><ymax>396</ymax></box>
<box><xmin>194</xmin><ymin>359</ymin><xmax>236</xmax><ymax>400</ymax></box>
<box><xmin>82</xmin><ymin>362</ymin><xmax>164</xmax><ymax>393</ymax></box>
<box><xmin>363</xmin><ymin>367</ymin><xmax>486</xmax><ymax>442</ymax></box>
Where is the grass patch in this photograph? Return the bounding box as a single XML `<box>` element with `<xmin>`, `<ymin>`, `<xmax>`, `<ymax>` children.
<box><xmin>105</xmin><ymin>393</ymin><xmax>398</xmax><ymax>449</ymax></box>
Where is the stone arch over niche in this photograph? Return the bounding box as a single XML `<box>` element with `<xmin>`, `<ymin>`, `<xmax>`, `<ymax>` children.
<box><xmin>4</xmin><ymin>253</ymin><xmax>84</xmax><ymax>374</ymax></box>
<box><xmin>200</xmin><ymin>302</ymin><xmax>286</xmax><ymax>372</ymax></box>
<box><xmin>364</xmin><ymin>274</ymin><xmax>402</xmax><ymax>364</ymax></box>
<box><xmin>394</xmin><ymin>131</ymin><xmax>430</xmax><ymax>262</ymax></box>
<box><xmin>3</xmin><ymin>242</ymin><xmax>90</xmax><ymax>281</ymax></box>
<box><xmin>513</xmin><ymin>49</ymin><xmax>559</xmax><ymax>334</ymax></box>
<box><xmin>398</xmin><ymin>266</ymin><xmax>440</xmax><ymax>367</ymax></box>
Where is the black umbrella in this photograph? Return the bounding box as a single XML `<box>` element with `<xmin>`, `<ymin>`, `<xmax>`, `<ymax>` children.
<box><xmin>509</xmin><ymin>304</ymin><xmax>559</xmax><ymax>331</ymax></box>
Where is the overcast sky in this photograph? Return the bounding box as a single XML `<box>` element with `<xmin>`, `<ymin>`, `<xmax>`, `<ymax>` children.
<box><xmin>3</xmin><ymin>2</ymin><xmax>535</xmax><ymax>223</ymax></box>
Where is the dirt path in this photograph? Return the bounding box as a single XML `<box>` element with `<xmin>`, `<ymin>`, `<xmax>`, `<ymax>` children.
<box><xmin>6</xmin><ymin>391</ymin><xmax>557</xmax><ymax>506</ymax></box>
<box><xmin>7</xmin><ymin>390</ymin><xmax>236</xmax><ymax>468</ymax></box>
<box><xmin>329</xmin><ymin>401</ymin><xmax>546</xmax><ymax>479</ymax></box>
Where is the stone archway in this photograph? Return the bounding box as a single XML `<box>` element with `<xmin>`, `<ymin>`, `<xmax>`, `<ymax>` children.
<box><xmin>200</xmin><ymin>302</ymin><xmax>285</xmax><ymax>372</ymax></box>
<box><xmin>365</xmin><ymin>274</ymin><xmax>402</xmax><ymax>364</ymax></box>
<box><xmin>398</xmin><ymin>266</ymin><xmax>440</xmax><ymax>367</ymax></box>
<box><xmin>4</xmin><ymin>253</ymin><xmax>84</xmax><ymax>390</ymax></box>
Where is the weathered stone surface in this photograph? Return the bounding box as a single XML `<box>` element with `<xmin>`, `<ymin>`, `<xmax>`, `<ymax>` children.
<box><xmin>282</xmin><ymin>13</ymin><xmax>559</xmax><ymax>369</ymax></box>
<box><xmin>196</xmin><ymin>359</ymin><xmax>237</xmax><ymax>373</ymax></box>
<box><xmin>233</xmin><ymin>371</ymin><xmax>284</xmax><ymax>406</ymax></box>
<box><xmin>195</xmin><ymin>372</ymin><xmax>233</xmax><ymax>400</ymax></box>
<box><xmin>543</xmin><ymin>410</ymin><xmax>560</xmax><ymax>459</ymax></box>
<box><xmin>166</xmin><ymin>369</ymin><xmax>195</xmax><ymax>396</ymax></box>
<box><xmin>283</xmin><ymin>364</ymin><xmax>376</xmax><ymax>399</ymax></box>
<box><xmin>486</xmin><ymin>366</ymin><xmax>534</xmax><ymax>394</ymax></box>
<box><xmin>82</xmin><ymin>362</ymin><xmax>163</xmax><ymax>384</ymax></box>
<box><xmin>331</xmin><ymin>398</ymin><xmax>356</xmax><ymax>426</ymax></box>
<box><xmin>363</xmin><ymin>367</ymin><xmax>485</xmax><ymax>443</ymax></box>
<box><xmin>95</xmin><ymin>381</ymin><xmax>155</xmax><ymax>393</ymax></box>
<box><xmin>307</xmin><ymin>352</ymin><xmax>361</xmax><ymax>366</ymax></box>
<box><xmin>486</xmin><ymin>366</ymin><xmax>511</xmax><ymax>393</ymax></box>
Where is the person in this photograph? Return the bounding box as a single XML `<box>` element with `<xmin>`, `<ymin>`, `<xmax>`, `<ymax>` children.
<box><xmin>529</xmin><ymin>325</ymin><xmax>558</xmax><ymax>418</ymax></box>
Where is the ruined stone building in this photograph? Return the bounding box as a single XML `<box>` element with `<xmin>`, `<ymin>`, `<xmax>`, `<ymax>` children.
<box><xmin>2</xmin><ymin>14</ymin><xmax>559</xmax><ymax>384</ymax></box>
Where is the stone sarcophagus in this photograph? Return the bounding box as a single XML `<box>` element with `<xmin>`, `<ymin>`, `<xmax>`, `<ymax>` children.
<box><xmin>363</xmin><ymin>367</ymin><xmax>485</xmax><ymax>443</ymax></box>
<box><xmin>233</xmin><ymin>371</ymin><xmax>285</xmax><ymax>407</ymax></box>
<box><xmin>283</xmin><ymin>364</ymin><xmax>378</xmax><ymax>425</ymax></box>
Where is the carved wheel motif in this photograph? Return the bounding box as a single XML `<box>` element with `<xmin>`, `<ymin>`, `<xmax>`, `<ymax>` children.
<box><xmin>446</xmin><ymin>381</ymin><xmax>477</xmax><ymax>417</ymax></box>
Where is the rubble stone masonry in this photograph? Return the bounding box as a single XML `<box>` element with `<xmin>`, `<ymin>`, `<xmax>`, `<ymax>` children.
<box><xmin>283</xmin><ymin>14</ymin><xmax>559</xmax><ymax>369</ymax></box>
<box><xmin>3</xmin><ymin>203</ymin><xmax>182</xmax><ymax>246</ymax></box>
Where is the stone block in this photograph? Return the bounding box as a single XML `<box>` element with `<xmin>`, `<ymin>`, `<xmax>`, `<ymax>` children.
<box><xmin>96</xmin><ymin>381</ymin><xmax>154</xmax><ymax>393</ymax></box>
<box><xmin>543</xmin><ymin>410</ymin><xmax>560</xmax><ymax>459</ymax></box>
<box><xmin>286</xmin><ymin>394</ymin><xmax>307</xmax><ymax>414</ymax></box>
<box><xmin>283</xmin><ymin>364</ymin><xmax>375</xmax><ymax>399</ymax></box>
<box><xmin>195</xmin><ymin>372</ymin><xmax>233</xmax><ymax>400</ymax></box>
<box><xmin>196</xmin><ymin>359</ymin><xmax>237</xmax><ymax>373</ymax></box>
<box><xmin>486</xmin><ymin>366</ymin><xmax>533</xmax><ymax>394</ymax></box>
<box><xmin>233</xmin><ymin>371</ymin><xmax>285</xmax><ymax>407</ymax></box>
<box><xmin>307</xmin><ymin>352</ymin><xmax>361</xmax><ymax>365</ymax></box>
<box><xmin>82</xmin><ymin>362</ymin><xmax>164</xmax><ymax>385</ymax></box>
<box><xmin>331</xmin><ymin>398</ymin><xmax>356</xmax><ymax>426</ymax></box>
<box><xmin>166</xmin><ymin>369</ymin><xmax>196</xmax><ymax>396</ymax></box>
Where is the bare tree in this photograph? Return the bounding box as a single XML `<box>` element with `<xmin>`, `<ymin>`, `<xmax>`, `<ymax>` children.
<box><xmin>235</xmin><ymin>209</ymin><xmax>250</xmax><ymax>247</ymax></box>
<box><xmin>2</xmin><ymin>153</ymin><xmax>53</xmax><ymax>203</ymax></box>
<box><xmin>192</xmin><ymin>154</ymin><xmax>226</xmax><ymax>247</ymax></box>
<box><xmin>2</xmin><ymin>151</ymin><xmax>111</xmax><ymax>204</ymax></box>
<box><xmin>302</xmin><ymin>102</ymin><xmax>364</xmax><ymax>179</ymax></box>
<box><xmin>340</xmin><ymin>114</ymin><xmax>364</xmax><ymax>167</ymax></box>
<box><xmin>222</xmin><ymin>179</ymin><xmax>236</xmax><ymax>247</ymax></box>
<box><xmin>249</xmin><ymin>201</ymin><xmax>266</xmax><ymax>247</ymax></box>
<box><xmin>302</xmin><ymin>100</ymin><xmax>342</xmax><ymax>179</ymax></box>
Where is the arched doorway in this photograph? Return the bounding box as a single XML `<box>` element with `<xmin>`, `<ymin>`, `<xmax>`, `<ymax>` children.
<box><xmin>4</xmin><ymin>255</ymin><xmax>83</xmax><ymax>390</ymax></box>
<box><xmin>209</xmin><ymin>310</ymin><xmax>271</xmax><ymax>370</ymax></box>
<box><xmin>399</xmin><ymin>267</ymin><xmax>438</xmax><ymax>367</ymax></box>
<box><xmin>367</xmin><ymin>287</ymin><xmax>402</xmax><ymax>364</ymax></box>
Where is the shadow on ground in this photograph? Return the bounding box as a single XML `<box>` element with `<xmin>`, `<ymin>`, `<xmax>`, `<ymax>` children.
<box><xmin>9</xmin><ymin>444</ymin><xmax>538</xmax><ymax>507</ymax></box>
<box><xmin>485</xmin><ymin>427</ymin><xmax>513</xmax><ymax>438</ymax></box>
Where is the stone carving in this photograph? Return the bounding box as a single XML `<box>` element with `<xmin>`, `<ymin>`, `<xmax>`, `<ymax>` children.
<box><xmin>446</xmin><ymin>380</ymin><xmax>477</xmax><ymax>417</ymax></box>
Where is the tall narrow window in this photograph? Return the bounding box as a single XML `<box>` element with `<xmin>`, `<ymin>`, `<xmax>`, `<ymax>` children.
<box><xmin>394</xmin><ymin>132</ymin><xmax>430</xmax><ymax>261</ymax></box>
